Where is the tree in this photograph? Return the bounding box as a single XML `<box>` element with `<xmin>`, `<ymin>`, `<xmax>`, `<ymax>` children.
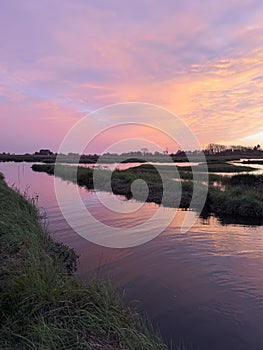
<box><xmin>141</xmin><ymin>148</ymin><xmax>149</xmax><ymax>156</ymax></box>
<box><xmin>206</xmin><ymin>143</ymin><xmax>227</xmax><ymax>154</ymax></box>
<box><xmin>35</xmin><ymin>149</ymin><xmax>54</xmax><ymax>156</ymax></box>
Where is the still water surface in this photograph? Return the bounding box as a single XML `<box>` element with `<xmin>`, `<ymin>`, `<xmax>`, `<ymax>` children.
<box><xmin>1</xmin><ymin>162</ymin><xmax>263</xmax><ymax>349</ymax></box>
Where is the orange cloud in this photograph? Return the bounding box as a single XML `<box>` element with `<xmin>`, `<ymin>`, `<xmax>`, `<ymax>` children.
<box><xmin>1</xmin><ymin>0</ymin><xmax>263</xmax><ymax>151</ymax></box>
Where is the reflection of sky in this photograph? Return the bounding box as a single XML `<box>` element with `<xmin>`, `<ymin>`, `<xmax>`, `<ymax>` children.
<box><xmin>1</xmin><ymin>0</ymin><xmax>263</xmax><ymax>153</ymax></box>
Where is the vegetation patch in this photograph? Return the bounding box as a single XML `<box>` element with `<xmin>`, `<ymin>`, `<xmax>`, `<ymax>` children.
<box><xmin>32</xmin><ymin>163</ymin><xmax>263</xmax><ymax>220</ymax></box>
<box><xmin>0</xmin><ymin>173</ymin><xmax>170</xmax><ymax>350</ymax></box>
<box><xmin>242</xmin><ymin>160</ymin><xmax>263</xmax><ymax>165</ymax></box>
<box><xmin>32</xmin><ymin>163</ymin><xmax>196</xmax><ymax>209</ymax></box>
<box><xmin>208</xmin><ymin>186</ymin><xmax>263</xmax><ymax>218</ymax></box>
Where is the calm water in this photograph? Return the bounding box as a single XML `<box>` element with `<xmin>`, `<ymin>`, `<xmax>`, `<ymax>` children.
<box><xmin>1</xmin><ymin>162</ymin><xmax>263</xmax><ymax>349</ymax></box>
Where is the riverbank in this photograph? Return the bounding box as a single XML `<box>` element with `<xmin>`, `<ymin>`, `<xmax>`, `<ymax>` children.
<box><xmin>32</xmin><ymin>163</ymin><xmax>198</xmax><ymax>209</ymax></box>
<box><xmin>32</xmin><ymin>163</ymin><xmax>263</xmax><ymax>220</ymax></box>
<box><xmin>0</xmin><ymin>173</ymin><xmax>169</xmax><ymax>349</ymax></box>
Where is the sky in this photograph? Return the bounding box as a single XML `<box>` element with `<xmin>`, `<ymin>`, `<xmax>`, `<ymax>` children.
<box><xmin>1</xmin><ymin>0</ymin><xmax>263</xmax><ymax>153</ymax></box>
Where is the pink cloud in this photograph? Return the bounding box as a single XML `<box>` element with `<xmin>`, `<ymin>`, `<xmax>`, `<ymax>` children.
<box><xmin>1</xmin><ymin>0</ymin><xmax>263</xmax><ymax>152</ymax></box>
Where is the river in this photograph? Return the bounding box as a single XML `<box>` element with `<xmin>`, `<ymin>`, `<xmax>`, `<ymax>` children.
<box><xmin>1</xmin><ymin>162</ymin><xmax>263</xmax><ymax>349</ymax></box>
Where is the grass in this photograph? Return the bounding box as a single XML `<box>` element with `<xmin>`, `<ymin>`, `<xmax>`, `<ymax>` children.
<box><xmin>0</xmin><ymin>173</ymin><xmax>171</xmax><ymax>350</ymax></box>
<box><xmin>206</xmin><ymin>174</ymin><xmax>263</xmax><ymax>218</ymax></box>
<box><xmin>242</xmin><ymin>160</ymin><xmax>263</xmax><ymax>165</ymax></box>
<box><xmin>32</xmin><ymin>163</ymin><xmax>197</xmax><ymax>209</ymax></box>
<box><xmin>228</xmin><ymin>174</ymin><xmax>263</xmax><ymax>187</ymax></box>
<box><xmin>208</xmin><ymin>186</ymin><xmax>263</xmax><ymax>218</ymax></box>
<box><xmin>31</xmin><ymin>163</ymin><xmax>263</xmax><ymax>220</ymax></box>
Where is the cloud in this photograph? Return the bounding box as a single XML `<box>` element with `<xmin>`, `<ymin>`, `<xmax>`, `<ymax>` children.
<box><xmin>1</xmin><ymin>0</ymin><xmax>263</xmax><ymax>151</ymax></box>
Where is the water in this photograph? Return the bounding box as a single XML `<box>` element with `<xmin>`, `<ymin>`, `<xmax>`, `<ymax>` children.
<box><xmin>232</xmin><ymin>159</ymin><xmax>263</xmax><ymax>175</ymax></box>
<box><xmin>213</xmin><ymin>160</ymin><xmax>263</xmax><ymax>177</ymax></box>
<box><xmin>1</xmin><ymin>162</ymin><xmax>263</xmax><ymax>349</ymax></box>
<box><xmin>62</xmin><ymin>161</ymin><xmax>201</xmax><ymax>170</ymax></box>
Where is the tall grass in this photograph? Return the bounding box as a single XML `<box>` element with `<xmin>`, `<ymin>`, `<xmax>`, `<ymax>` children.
<box><xmin>0</xmin><ymin>173</ymin><xmax>170</xmax><ymax>350</ymax></box>
<box><xmin>32</xmin><ymin>164</ymin><xmax>263</xmax><ymax>220</ymax></box>
<box><xmin>208</xmin><ymin>186</ymin><xmax>263</xmax><ymax>217</ymax></box>
<box><xmin>32</xmin><ymin>164</ymin><xmax>195</xmax><ymax>209</ymax></box>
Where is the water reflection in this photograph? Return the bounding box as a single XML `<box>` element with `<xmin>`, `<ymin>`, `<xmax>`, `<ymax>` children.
<box><xmin>1</xmin><ymin>162</ymin><xmax>263</xmax><ymax>349</ymax></box>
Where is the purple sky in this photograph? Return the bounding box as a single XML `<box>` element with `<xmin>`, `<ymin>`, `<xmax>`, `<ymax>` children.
<box><xmin>1</xmin><ymin>0</ymin><xmax>263</xmax><ymax>153</ymax></box>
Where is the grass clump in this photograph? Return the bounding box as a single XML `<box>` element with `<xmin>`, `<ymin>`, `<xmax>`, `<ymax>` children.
<box><xmin>32</xmin><ymin>164</ymin><xmax>197</xmax><ymax>209</ymax></box>
<box><xmin>207</xmin><ymin>174</ymin><xmax>263</xmax><ymax>218</ymax></box>
<box><xmin>32</xmin><ymin>163</ymin><xmax>263</xmax><ymax>220</ymax></box>
<box><xmin>208</xmin><ymin>186</ymin><xmax>263</xmax><ymax>218</ymax></box>
<box><xmin>0</xmin><ymin>174</ymin><xmax>169</xmax><ymax>350</ymax></box>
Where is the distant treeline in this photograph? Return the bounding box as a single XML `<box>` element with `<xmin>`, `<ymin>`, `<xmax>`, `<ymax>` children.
<box><xmin>1</xmin><ymin>143</ymin><xmax>263</xmax><ymax>163</ymax></box>
<box><xmin>204</xmin><ymin>143</ymin><xmax>262</xmax><ymax>156</ymax></box>
<box><xmin>0</xmin><ymin>153</ymin><xmax>99</xmax><ymax>164</ymax></box>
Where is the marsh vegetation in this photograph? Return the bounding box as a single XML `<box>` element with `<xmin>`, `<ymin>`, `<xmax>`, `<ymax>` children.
<box><xmin>0</xmin><ymin>174</ymin><xmax>170</xmax><ymax>350</ymax></box>
<box><xmin>32</xmin><ymin>162</ymin><xmax>263</xmax><ymax>221</ymax></box>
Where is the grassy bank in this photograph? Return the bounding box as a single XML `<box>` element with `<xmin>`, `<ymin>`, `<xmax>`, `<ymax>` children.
<box><xmin>208</xmin><ymin>186</ymin><xmax>263</xmax><ymax>218</ymax></box>
<box><xmin>32</xmin><ymin>163</ymin><xmax>198</xmax><ymax>209</ymax></box>
<box><xmin>1</xmin><ymin>152</ymin><xmax>262</xmax><ymax>165</ymax></box>
<box><xmin>242</xmin><ymin>160</ymin><xmax>263</xmax><ymax>165</ymax></box>
<box><xmin>32</xmin><ymin>163</ymin><xmax>263</xmax><ymax>220</ymax></box>
<box><xmin>206</xmin><ymin>174</ymin><xmax>263</xmax><ymax>219</ymax></box>
<box><xmin>0</xmin><ymin>173</ymin><xmax>170</xmax><ymax>349</ymax></box>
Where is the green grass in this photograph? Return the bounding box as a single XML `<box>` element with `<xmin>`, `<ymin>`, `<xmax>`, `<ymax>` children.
<box><xmin>32</xmin><ymin>163</ymin><xmax>196</xmax><ymax>209</ymax></box>
<box><xmin>208</xmin><ymin>186</ymin><xmax>263</xmax><ymax>218</ymax></box>
<box><xmin>32</xmin><ymin>163</ymin><xmax>263</xmax><ymax>220</ymax></box>
<box><xmin>0</xmin><ymin>173</ymin><xmax>171</xmax><ymax>350</ymax></box>
<box><xmin>228</xmin><ymin>174</ymin><xmax>263</xmax><ymax>187</ymax></box>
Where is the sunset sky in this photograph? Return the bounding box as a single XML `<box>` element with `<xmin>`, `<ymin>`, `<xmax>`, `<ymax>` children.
<box><xmin>1</xmin><ymin>0</ymin><xmax>263</xmax><ymax>153</ymax></box>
